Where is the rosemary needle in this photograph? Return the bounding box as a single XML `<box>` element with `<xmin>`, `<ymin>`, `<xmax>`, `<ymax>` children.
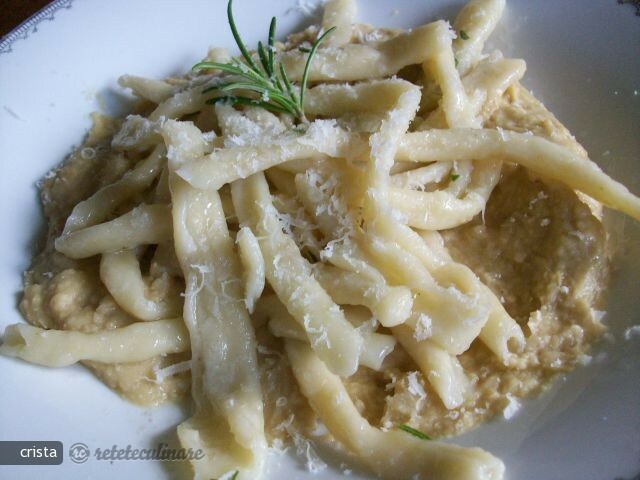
<box><xmin>193</xmin><ymin>0</ymin><xmax>335</xmax><ymax>123</ymax></box>
<box><xmin>397</xmin><ymin>423</ymin><xmax>433</xmax><ymax>441</ymax></box>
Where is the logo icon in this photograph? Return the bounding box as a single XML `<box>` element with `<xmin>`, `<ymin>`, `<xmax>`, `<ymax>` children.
<box><xmin>69</xmin><ymin>443</ymin><xmax>90</xmax><ymax>464</ymax></box>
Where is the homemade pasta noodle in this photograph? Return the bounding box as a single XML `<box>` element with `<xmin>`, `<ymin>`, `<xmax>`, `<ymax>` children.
<box><xmin>2</xmin><ymin>0</ymin><xmax>639</xmax><ymax>479</ymax></box>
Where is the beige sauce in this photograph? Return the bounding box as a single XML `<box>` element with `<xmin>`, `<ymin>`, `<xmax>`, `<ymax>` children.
<box><xmin>21</xmin><ymin>114</ymin><xmax>189</xmax><ymax>406</ymax></box>
<box><xmin>340</xmin><ymin>84</ymin><xmax>609</xmax><ymax>439</ymax></box>
<box><xmin>20</xmin><ymin>82</ymin><xmax>609</xmax><ymax>444</ymax></box>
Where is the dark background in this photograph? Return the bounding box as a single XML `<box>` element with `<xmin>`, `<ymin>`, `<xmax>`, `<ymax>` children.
<box><xmin>1</xmin><ymin>0</ymin><xmax>52</xmax><ymax>38</ymax></box>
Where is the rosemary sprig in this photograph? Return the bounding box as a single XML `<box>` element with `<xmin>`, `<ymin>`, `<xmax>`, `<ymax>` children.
<box><xmin>193</xmin><ymin>0</ymin><xmax>335</xmax><ymax>123</ymax></box>
<box><xmin>397</xmin><ymin>423</ymin><xmax>432</xmax><ymax>441</ymax></box>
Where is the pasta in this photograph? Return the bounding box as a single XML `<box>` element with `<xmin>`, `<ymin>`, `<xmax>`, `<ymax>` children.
<box><xmin>0</xmin><ymin>319</ymin><xmax>188</xmax><ymax>367</ymax></box>
<box><xmin>55</xmin><ymin>204</ymin><xmax>173</xmax><ymax>258</ymax></box>
<box><xmin>310</xmin><ymin>263</ymin><xmax>413</xmax><ymax>328</ymax></box>
<box><xmin>397</xmin><ymin>129</ymin><xmax>640</xmax><ymax>220</ymax></box>
<box><xmin>165</xmin><ymin>120</ymin><xmax>267</xmax><ymax>479</ymax></box>
<box><xmin>236</xmin><ymin>226</ymin><xmax>266</xmax><ymax>313</ymax></box>
<box><xmin>231</xmin><ymin>172</ymin><xmax>364</xmax><ymax>377</ymax></box>
<box><xmin>99</xmin><ymin>248</ymin><xmax>183</xmax><ymax>321</ymax></box>
<box><xmin>2</xmin><ymin>0</ymin><xmax>639</xmax><ymax>479</ymax></box>
<box><xmin>286</xmin><ymin>340</ymin><xmax>504</xmax><ymax>480</ymax></box>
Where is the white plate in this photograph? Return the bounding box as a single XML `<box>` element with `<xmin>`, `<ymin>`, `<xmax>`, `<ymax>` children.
<box><xmin>0</xmin><ymin>1</ymin><xmax>638</xmax><ymax>479</ymax></box>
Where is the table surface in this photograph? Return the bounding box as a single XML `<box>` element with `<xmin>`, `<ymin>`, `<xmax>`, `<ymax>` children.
<box><xmin>1</xmin><ymin>0</ymin><xmax>52</xmax><ymax>38</ymax></box>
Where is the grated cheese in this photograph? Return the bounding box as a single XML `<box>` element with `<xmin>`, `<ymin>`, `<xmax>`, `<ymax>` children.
<box><xmin>407</xmin><ymin>371</ymin><xmax>427</xmax><ymax>403</ymax></box>
<box><xmin>290</xmin><ymin>431</ymin><xmax>327</xmax><ymax>474</ymax></box>
<box><xmin>151</xmin><ymin>360</ymin><xmax>191</xmax><ymax>384</ymax></box>
<box><xmin>413</xmin><ymin>314</ymin><xmax>433</xmax><ymax>341</ymax></box>
<box><xmin>286</xmin><ymin>0</ymin><xmax>324</xmax><ymax>16</ymax></box>
<box><xmin>624</xmin><ymin>325</ymin><xmax>640</xmax><ymax>341</ymax></box>
<box><xmin>112</xmin><ymin>114</ymin><xmax>165</xmax><ymax>150</ymax></box>
<box><xmin>577</xmin><ymin>354</ymin><xmax>592</xmax><ymax>366</ymax></box>
<box><xmin>502</xmin><ymin>394</ymin><xmax>521</xmax><ymax>420</ymax></box>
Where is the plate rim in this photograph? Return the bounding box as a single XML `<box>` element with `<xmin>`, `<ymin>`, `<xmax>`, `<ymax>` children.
<box><xmin>0</xmin><ymin>0</ymin><xmax>74</xmax><ymax>56</ymax></box>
